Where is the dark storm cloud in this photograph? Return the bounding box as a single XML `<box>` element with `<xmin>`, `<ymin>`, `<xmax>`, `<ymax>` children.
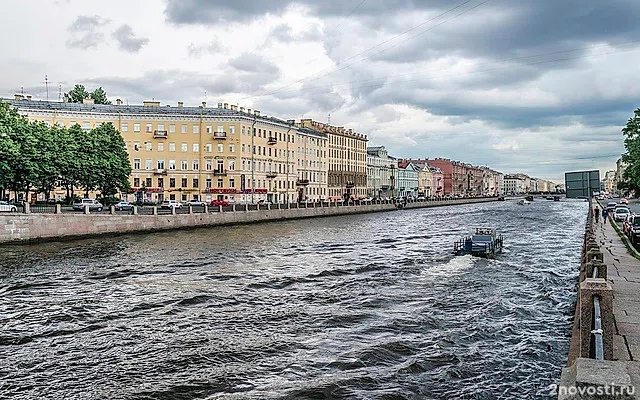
<box><xmin>112</xmin><ymin>25</ymin><xmax>149</xmax><ymax>53</ymax></box>
<box><xmin>66</xmin><ymin>15</ymin><xmax>110</xmax><ymax>49</ymax></box>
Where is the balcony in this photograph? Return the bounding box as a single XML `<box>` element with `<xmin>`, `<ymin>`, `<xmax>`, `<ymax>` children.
<box><xmin>266</xmin><ymin>171</ymin><xmax>278</xmax><ymax>178</ymax></box>
<box><xmin>213</xmin><ymin>132</ymin><xmax>227</xmax><ymax>140</ymax></box>
<box><xmin>153</xmin><ymin>130</ymin><xmax>168</xmax><ymax>139</ymax></box>
<box><xmin>213</xmin><ymin>169</ymin><xmax>227</xmax><ymax>176</ymax></box>
<box><xmin>153</xmin><ymin>168</ymin><xmax>167</xmax><ymax>175</ymax></box>
<box><xmin>345</xmin><ymin>181</ymin><xmax>355</xmax><ymax>189</ymax></box>
<box><xmin>267</xmin><ymin>136</ymin><xmax>277</xmax><ymax>145</ymax></box>
<box><xmin>296</xmin><ymin>179</ymin><xmax>309</xmax><ymax>186</ymax></box>
<box><xmin>381</xmin><ymin>185</ymin><xmax>390</xmax><ymax>190</ymax></box>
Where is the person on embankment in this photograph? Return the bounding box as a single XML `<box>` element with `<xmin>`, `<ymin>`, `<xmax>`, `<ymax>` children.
<box><xmin>594</xmin><ymin>206</ymin><xmax>600</xmax><ymax>223</ymax></box>
<box><xmin>602</xmin><ymin>207</ymin><xmax>608</xmax><ymax>223</ymax></box>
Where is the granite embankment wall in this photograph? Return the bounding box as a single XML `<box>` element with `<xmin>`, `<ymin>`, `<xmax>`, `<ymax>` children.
<box><xmin>0</xmin><ymin>197</ymin><xmax>497</xmax><ymax>244</ymax></box>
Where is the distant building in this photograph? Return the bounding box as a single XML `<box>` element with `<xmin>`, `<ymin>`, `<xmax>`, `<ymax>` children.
<box><xmin>565</xmin><ymin>170</ymin><xmax>600</xmax><ymax>198</ymax></box>
<box><xmin>602</xmin><ymin>170</ymin><xmax>617</xmax><ymax>194</ymax></box>
<box><xmin>396</xmin><ymin>160</ymin><xmax>420</xmax><ymax>198</ymax></box>
<box><xmin>366</xmin><ymin>146</ymin><xmax>395</xmax><ymax>198</ymax></box>
<box><xmin>504</xmin><ymin>174</ymin><xmax>527</xmax><ymax>195</ymax></box>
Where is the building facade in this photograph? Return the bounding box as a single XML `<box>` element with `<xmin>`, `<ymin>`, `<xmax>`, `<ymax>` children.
<box><xmin>6</xmin><ymin>97</ymin><xmax>312</xmax><ymax>204</ymax></box>
<box><xmin>292</xmin><ymin>125</ymin><xmax>329</xmax><ymax>202</ymax></box>
<box><xmin>397</xmin><ymin>161</ymin><xmax>419</xmax><ymax>197</ymax></box>
<box><xmin>504</xmin><ymin>174</ymin><xmax>527</xmax><ymax>194</ymax></box>
<box><xmin>417</xmin><ymin>165</ymin><xmax>433</xmax><ymax>197</ymax></box>
<box><xmin>366</xmin><ymin>146</ymin><xmax>395</xmax><ymax>198</ymax></box>
<box><xmin>298</xmin><ymin>119</ymin><xmax>368</xmax><ymax>200</ymax></box>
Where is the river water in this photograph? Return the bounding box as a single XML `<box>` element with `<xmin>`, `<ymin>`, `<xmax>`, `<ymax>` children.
<box><xmin>0</xmin><ymin>199</ymin><xmax>587</xmax><ymax>400</ymax></box>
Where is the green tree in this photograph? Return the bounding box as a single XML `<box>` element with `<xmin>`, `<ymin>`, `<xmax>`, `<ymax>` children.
<box><xmin>90</xmin><ymin>87</ymin><xmax>111</xmax><ymax>105</ymax></box>
<box><xmin>63</xmin><ymin>84</ymin><xmax>90</xmax><ymax>103</ymax></box>
<box><xmin>621</xmin><ymin>108</ymin><xmax>640</xmax><ymax>195</ymax></box>
<box><xmin>92</xmin><ymin>123</ymin><xmax>131</xmax><ymax>196</ymax></box>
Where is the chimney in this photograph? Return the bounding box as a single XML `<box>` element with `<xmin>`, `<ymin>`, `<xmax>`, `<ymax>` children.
<box><xmin>254</xmin><ymin>110</ymin><xmax>260</xmax><ymax>116</ymax></box>
<box><xmin>217</xmin><ymin>102</ymin><xmax>223</xmax><ymax>108</ymax></box>
<box><xmin>230</xmin><ymin>105</ymin><xmax>237</xmax><ymax>111</ymax></box>
<box><xmin>240</xmin><ymin>107</ymin><xmax>245</xmax><ymax>113</ymax></box>
<box><xmin>201</xmin><ymin>101</ymin><xmax>206</xmax><ymax>108</ymax></box>
<box><xmin>287</xmin><ymin>119</ymin><xmax>295</xmax><ymax>125</ymax></box>
<box><xmin>83</xmin><ymin>98</ymin><xmax>95</xmax><ymax>104</ymax></box>
<box><xmin>177</xmin><ymin>101</ymin><xmax>184</xmax><ymax>108</ymax></box>
<box><xmin>247</xmin><ymin>108</ymin><xmax>252</xmax><ymax>114</ymax></box>
<box><xmin>116</xmin><ymin>99</ymin><xmax>122</xmax><ymax>106</ymax></box>
<box><xmin>223</xmin><ymin>103</ymin><xmax>228</xmax><ymax>109</ymax></box>
<box><xmin>26</xmin><ymin>95</ymin><xmax>32</xmax><ymax>101</ymax></box>
<box><xmin>143</xmin><ymin>100</ymin><xmax>160</xmax><ymax>107</ymax></box>
<box><xmin>14</xmin><ymin>94</ymin><xmax>24</xmax><ymax>100</ymax></box>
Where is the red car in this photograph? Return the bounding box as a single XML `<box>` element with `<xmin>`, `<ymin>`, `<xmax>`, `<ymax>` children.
<box><xmin>210</xmin><ymin>200</ymin><xmax>230</xmax><ymax>207</ymax></box>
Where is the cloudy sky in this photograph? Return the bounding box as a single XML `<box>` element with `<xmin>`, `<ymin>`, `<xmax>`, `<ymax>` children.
<box><xmin>2</xmin><ymin>0</ymin><xmax>639</xmax><ymax>182</ymax></box>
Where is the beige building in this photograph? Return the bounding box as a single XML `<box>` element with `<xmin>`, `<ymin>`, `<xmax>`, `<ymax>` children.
<box><xmin>6</xmin><ymin>96</ymin><xmax>316</xmax><ymax>204</ymax></box>
<box><xmin>290</xmin><ymin>123</ymin><xmax>329</xmax><ymax>202</ymax></box>
<box><xmin>417</xmin><ymin>165</ymin><xmax>433</xmax><ymax>197</ymax></box>
<box><xmin>297</xmin><ymin>119</ymin><xmax>368</xmax><ymax>199</ymax></box>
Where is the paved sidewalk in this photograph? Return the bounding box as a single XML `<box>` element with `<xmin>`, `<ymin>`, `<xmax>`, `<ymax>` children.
<box><xmin>593</xmin><ymin>215</ymin><xmax>640</xmax><ymax>361</ymax></box>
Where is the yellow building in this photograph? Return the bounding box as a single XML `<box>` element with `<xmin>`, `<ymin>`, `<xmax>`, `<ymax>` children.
<box><xmin>290</xmin><ymin>122</ymin><xmax>329</xmax><ymax>202</ymax></box>
<box><xmin>297</xmin><ymin>119</ymin><xmax>368</xmax><ymax>199</ymax></box>
<box><xmin>6</xmin><ymin>95</ymin><xmax>327</xmax><ymax>204</ymax></box>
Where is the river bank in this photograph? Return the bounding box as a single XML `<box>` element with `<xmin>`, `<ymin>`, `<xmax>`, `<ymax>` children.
<box><xmin>0</xmin><ymin>197</ymin><xmax>498</xmax><ymax>244</ymax></box>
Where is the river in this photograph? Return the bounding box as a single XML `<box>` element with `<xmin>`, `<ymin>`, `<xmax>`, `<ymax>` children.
<box><xmin>0</xmin><ymin>198</ymin><xmax>587</xmax><ymax>399</ymax></box>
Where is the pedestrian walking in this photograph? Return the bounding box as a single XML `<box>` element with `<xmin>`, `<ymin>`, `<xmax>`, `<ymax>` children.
<box><xmin>594</xmin><ymin>207</ymin><xmax>600</xmax><ymax>223</ymax></box>
<box><xmin>602</xmin><ymin>208</ymin><xmax>608</xmax><ymax>223</ymax></box>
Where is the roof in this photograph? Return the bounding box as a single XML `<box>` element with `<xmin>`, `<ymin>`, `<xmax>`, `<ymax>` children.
<box><xmin>1</xmin><ymin>98</ymin><xmax>307</xmax><ymax>130</ymax></box>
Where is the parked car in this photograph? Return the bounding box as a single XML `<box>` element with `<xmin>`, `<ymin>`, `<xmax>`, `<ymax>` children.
<box><xmin>613</xmin><ymin>206</ymin><xmax>630</xmax><ymax>222</ymax></box>
<box><xmin>0</xmin><ymin>201</ymin><xmax>18</xmax><ymax>212</ymax></box>
<box><xmin>114</xmin><ymin>201</ymin><xmax>133</xmax><ymax>211</ymax></box>
<box><xmin>361</xmin><ymin>197</ymin><xmax>373</xmax><ymax>202</ymax></box>
<box><xmin>606</xmin><ymin>202</ymin><xmax>618</xmax><ymax>212</ymax></box>
<box><xmin>185</xmin><ymin>200</ymin><xmax>206</xmax><ymax>207</ymax></box>
<box><xmin>628</xmin><ymin>215</ymin><xmax>640</xmax><ymax>245</ymax></box>
<box><xmin>72</xmin><ymin>198</ymin><xmax>104</xmax><ymax>211</ymax></box>
<box><xmin>160</xmin><ymin>200</ymin><xmax>183</xmax><ymax>209</ymax></box>
<box><xmin>210</xmin><ymin>200</ymin><xmax>230</xmax><ymax>207</ymax></box>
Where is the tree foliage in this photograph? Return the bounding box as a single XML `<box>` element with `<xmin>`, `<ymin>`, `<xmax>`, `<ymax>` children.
<box><xmin>0</xmin><ymin>101</ymin><xmax>130</xmax><ymax>201</ymax></box>
<box><xmin>621</xmin><ymin>108</ymin><xmax>640</xmax><ymax>194</ymax></box>
<box><xmin>63</xmin><ymin>84</ymin><xmax>111</xmax><ymax>104</ymax></box>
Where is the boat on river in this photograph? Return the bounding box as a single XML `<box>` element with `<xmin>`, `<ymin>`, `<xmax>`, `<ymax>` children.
<box><xmin>453</xmin><ymin>228</ymin><xmax>504</xmax><ymax>258</ymax></box>
<box><xmin>517</xmin><ymin>199</ymin><xmax>530</xmax><ymax>205</ymax></box>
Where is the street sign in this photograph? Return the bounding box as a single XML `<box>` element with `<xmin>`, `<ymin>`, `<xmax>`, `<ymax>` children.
<box><xmin>240</xmin><ymin>174</ymin><xmax>245</xmax><ymax>191</ymax></box>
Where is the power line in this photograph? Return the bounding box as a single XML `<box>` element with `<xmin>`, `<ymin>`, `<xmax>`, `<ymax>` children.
<box><xmin>324</xmin><ymin>0</ymin><xmax>368</xmax><ymax>38</ymax></box>
<box><xmin>245</xmin><ymin>0</ymin><xmax>484</xmax><ymax>100</ymax></box>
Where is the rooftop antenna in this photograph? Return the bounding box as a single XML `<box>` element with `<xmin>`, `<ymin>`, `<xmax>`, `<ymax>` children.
<box><xmin>328</xmin><ymin>113</ymin><xmax>331</xmax><ymax>125</ymax></box>
<box><xmin>44</xmin><ymin>75</ymin><xmax>49</xmax><ymax>101</ymax></box>
<box><xmin>21</xmin><ymin>86</ymin><xmax>24</xmax><ymax>95</ymax></box>
<box><xmin>204</xmin><ymin>91</ymin><xmax>207</xmax><ymax>101</ymax></box>
<box><xmin>58</xmin><ymin>84</ymin><xmax>62</xmax><ymax>102</ymax></box>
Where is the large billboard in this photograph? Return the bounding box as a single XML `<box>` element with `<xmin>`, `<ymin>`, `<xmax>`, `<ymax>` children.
<box><xmin>565</xmin><ymin>170</ymin><xmax>600</xmax><ymax>198</ymax></box>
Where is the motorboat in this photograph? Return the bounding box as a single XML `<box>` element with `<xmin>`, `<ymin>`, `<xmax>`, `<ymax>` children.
<box><xmin>453</xmin><ymin>228</ymin><xmax>504</xmax><ymax>258</ymax></box>
<box><xmin>517</xmin><ymin>199</ymin><xmax>530</xmax><ymax>205</ymax></box>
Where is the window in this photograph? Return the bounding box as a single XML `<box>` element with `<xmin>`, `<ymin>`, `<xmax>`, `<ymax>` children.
<box><xmin>229</xmin><ymin>178</ymin><xmax>235</xmax><ymax>188</ymax></box>
<box><xmin>157</xmin><ymin>160</ymin><xmax>165</xmax><ymax>170</ymax></box>
<box><xmin>157</xmin><ymin>143</ymin><xmax>164</xmax><ymax>152</ymax></box>
<box><xmin>145</xmin><ymin>177</ymin><xmax>152</xmax><ymax>187</ymax></box>
<box><xmin>216</xmin><ymin>160</ymin><xmax>224</xmax><ymax>171</ymax></box>
<box><xmin>181</xmin><ymin>124</ymin><xmax>187</xmax><ymax>133</ymax></box>
<box><xmin>206</xmin><ymin>126</ymin><xmax>212</xmax><ymax>134</ymax></box>
<box><xmin>242</xmin><ymin>126</ymin><xmax>246</xmax><ymax>135</ymax></box>
<box><xmin>217</xmin><ymin>126</ymin><xmax>224</xmax><ymax>133</ymax></box>
<box><xmin>205</xmin><ymin>144</ymin><xmax>212</xmax><ymax>153</ymax></box>
<box><xmin>145</xmin><ymin>159</ymin><xmax>152</xmax><ymax>170</ymax></box>
<box><xmin>193</xmin><ymin>143</ymin><xmax>199</xmax><ymax>152</ymax></box>
<box><xmin>193</xmin><ymin>160</ymin><xmax>199</xmax><ymax>170</ymax></box>
<box><xmin>193</xmin><ymin>125</ymin><xmax>199</xmax><ymax>134</ymax></box>
<box><xmin>181</xmin><ymin>178</ymin><xmax>187</xmax><ymax>188</ymax></box>
<box><xmin>181</xmin><ymin>142</ymin><xmax>187</xmax><ymax>152</ymax></box>
<box><xmin>121</xmin><ymin>123</ymin><xmax>128</xmax><ymax>132</ymax></box>
<box><xmin>229</xmin><ymin>126</ymin><xmax>235</xmax><ymax>134</ymax></box>
<box><xmin>133</xmin><ymin>159</ymin><xmax>140</xmax><ymax>169</ymax></box>
<box><xmin>146</xmin><ymin>124</ymin><xmax>152</xmax><ymax>133</ymax></box>
<box><xmin>82</xmin><ymin>122</ymin><xmax>90</xmax><ymax>131</ymax></box>
<box><xmin>158</xmin><ymin>124</ymin><xmax>165</xmax><ymax>131</ymax></box>
<box><xmin>206</xmin><ymin>159</ymin><xmax>213</xmax><ymax>171</ymax></box>
<box><xmin>145</xmin><ymin>142</ymin><xmax>152</xmax><ymax>151</ymax></box>
<box><xmin>217</xmin><ymin>178</ymin><xmax>223</xmax><ymax>188</ymax></box>
<box><xmin>134</xmin><ymin>123</ymin><xmax>140</xmax><ymax>132</ymax></box>
<box><xmin>229</xmin><ymin>144</ymin><xmax>235</xmax><ymax>153</ymax></box>
<box><xmin>169</xmin><ymin>124</ymin><xmax>175</xmax><ymax>133</ymax></box>
<box><xmin>181</xmin><ymin>160</ymin><xmax>188</xmax><ymax>170</ymax></box>
<box><xmin>206</xmin><ymin>179</ymin><xmax>212</xmax><ymax>188</ymax></box>
<box><xmin>241</xmin><ymin>144</ymin><xmax>245</xmax><ymax>153</ymax></box>
<box><xmin>134</xmin><ymin>141</ymin><xmax>140</xmax><ymax>151</ymax></box>
<box><xmin>242</xmin><ymin>160</ymin><xmax>246</xmax><ymax>170</ymax></box>
<box><xmin>193</xmin><ymin>178</ymin><xmax>199</xmax><ymax>188</ymax></box>
<box><xmin>158</xmin><ymin>178</ymin><xmax>164</xmax><ymax>188</ymax></box>
<box><xmin>169</xmin><ymin>160</ymin><xmax>176</xmax><ymax>170</ymax></box>
<box><xmin>133</xmin><ymin>178</ymin><xmax>140</xmax><ymax>187</ymax></box>
<box><xmin>229</xmin><ymin>160</ymin><xmax>235</xmax><ymax>171</ymax></box>
<box><xmin>169</xmin><ymin>142</ymin><xmax>176</xmax><ymax>152</ymax></box>
<box><xmin>169</xmin><ymin>178</ymin><xmax>176</xmax><ymax>188</ymax></box>
<box><xmin>217</xmin><ymin>144</ymin><xmax>223</xmax><ymax>153</ymax></box>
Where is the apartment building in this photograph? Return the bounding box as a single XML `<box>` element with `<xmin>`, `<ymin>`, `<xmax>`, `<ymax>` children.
<box><xmin>396</xmin><ymin>160</ymin><xmax>419</xmax><ymax>198</ymax></box>
<box><xmin>298</xmin><ymin>119</ymin><xmax>368</xmax><ymax>199</ymax></box>
<box><xmin>6</xmin><ymin>96</ymin><xmax>304</xmax><ymax>204</ymax></box>
<box><xmin>291</xmin><ymin>123</ymin><xmax>329</xmax><ymax>202</ymax></box>
<box><xmin>366</xmin><ymin>146</ymin><xmax>395</xmax><ymax>198</ymax></box>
